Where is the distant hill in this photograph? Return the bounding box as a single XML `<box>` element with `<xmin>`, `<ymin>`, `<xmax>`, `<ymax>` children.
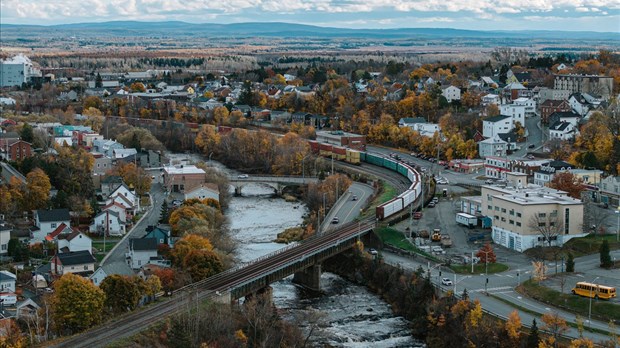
<box><xmin>2</xmin><ymin>21</ymin><xmax>619</xmax><ymax>41</ymax></box>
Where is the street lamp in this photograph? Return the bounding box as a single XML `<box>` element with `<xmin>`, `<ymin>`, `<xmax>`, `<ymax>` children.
<box><xmin>615</xmin><ymin>208</ymin><xmax>620</xmax><ymax>242</ymax></box>
<box><xmin>479</xmin><ymin>249</ymin><xmax>492</xmax><ymax>293</ymax></box>
<box><xmin>588</xmin><ymin>276</ymin><xmax>600</xmax><ymax>328</ymax></box>
<box><xmin>454</xmin><ymin>275</ymin><xmax>471</xmax><ymax>295</ymax></box>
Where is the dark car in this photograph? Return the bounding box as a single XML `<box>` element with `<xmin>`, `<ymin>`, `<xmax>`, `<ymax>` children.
<box><xmin>528</xmin><ymin>144</ymin><xmax>536</xmax><ymax>149</ymax></box>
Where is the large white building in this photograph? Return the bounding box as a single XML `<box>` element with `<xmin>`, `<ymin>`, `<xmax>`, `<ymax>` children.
<box><xmin>481</xmin><ymin>172</ymin><xmax>585</xmax><ymax>252</ymax></box>
<box><xmin>500</xmin><ymin>104</ymin><xmax>526</xmax><ymax>126</ymax></box>
<box><xmin>0</xmin><ymin>54</ymin><xmax>42</xmax><ymax>87</ymax></box>
<box><xmin>441</xmin><ymin>85</ymin><xmax>461</xmax><ymax>103</ymax></box>
<box><xmin>478</xmin><ymin>135</ymin><xmax>507</xmax><ymax>158</ymax></box>
<box><xmin>483</xmin><ymin>115</ymin><xmax>512</xmax><ymax>138</ymax></box>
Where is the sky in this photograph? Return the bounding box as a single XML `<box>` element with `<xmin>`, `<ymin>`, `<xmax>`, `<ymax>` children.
<box><xmin>1</xmin><ymin>0</ymin><xmax>619</xmax><ymax>32</ymax></box>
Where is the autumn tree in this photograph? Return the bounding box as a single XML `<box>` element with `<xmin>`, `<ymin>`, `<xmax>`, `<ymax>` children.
<box><xmin>24</xmin><ymin>168</ymin><xmax>51</xmax><ymax>211</ymax></box>
<box><xmin>100</xmin><ymin>274</ymin><xmax>143</xmax><ymax>314</ymax></box>
<box><xmin>476</xmin><ymin>242</ymin><xmax>497</xmax><ymax>264</ymax></box>
<box><xmin>549</xmin><ymin>172</ymin><xmax>584</xmax><ymax>199</ymax></box>
<box><xmin>503</xmin><ymin>310</ymin><xmax>522</xmax><ymax>348</ymax></box>
<box><xmin>528</xmin><ymin>212</ymin><xmax>565</xmax><ymax>247</ymax></box>
<box><xmin>152</xmin><ymin>267</ymin><xmax>177</xmax><ymax>292</ymax></box>
<box><xmin>540</xmin><ymin>312</ymin><xmax>569</xmax><ymax>347</ymax></box>
<box><xmin>107</xmin><ymin>162</ymin><xmax>151</xmax><ymax>195</ymax></box>
<box><xmin>130</xmin><ymin>82</ymin><xmax>146</xmax><ymax>92</ymax></box>
<box><xmin>183</xmin><ymin>249</ymin><xmax>224</xmax><ymax>281</ymax></box>
<box><xmin>115</xmin><ymin>127</ymin><xmax>165</xmax><ymax>152</ymax></box>
<box><xmin>170</xmin><ymin>234</ymin><xmax>214</xmax><ymax>266</ymax></box>
<box><xmin>51</xmin><ymin>273</ymin><xmax>105</xmax><ymax>335</ymax></box>
<box><xmin>0</xmin><ymin>319</ymin><xmax>26</xmax><ymax>348</ymax></box>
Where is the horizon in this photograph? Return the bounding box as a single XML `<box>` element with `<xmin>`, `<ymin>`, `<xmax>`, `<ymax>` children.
<box><xmin>1</xmin><ymin>20</ymin><xmax>619</xmax><ymax>35</ymax></box>
<box><xmin>1</xmin><ymin>0</ymin><xmax>619</xmax><ymax>33</ymax></box>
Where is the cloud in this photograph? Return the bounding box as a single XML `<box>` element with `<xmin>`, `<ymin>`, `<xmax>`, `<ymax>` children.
<box><xmin>1</xmin><ymin>0</ymin><xmax>619</xmax><ymax>31</ymax></box>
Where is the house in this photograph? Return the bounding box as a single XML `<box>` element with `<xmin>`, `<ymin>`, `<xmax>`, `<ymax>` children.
<box><xmin>16</xmin><ymin>298</ymin><xmax>40</xmax><ymax>320</ymax></box>
<box><xmin>112</xmin><ymin>148</ymin><xmax>137</xmax><ymax>159</ymax></box>
<box><xmin>0</xmin><ymin>271</ymin><xmax>16</xmax><ymax>292</ymax></box>
<box><xmin>569</xmin><ymin>93</ymin><xmax>601</xmax><ymax>116</ymax></box>
<box><xmin>554</xmin><ymin>74</ymin><xmax>613</xmax><ymax>100</ymax></box>
<box><xmin>50</xmin><ymin>250</ymin><xmax>97</xmax><ymax>277</ymax></box>
<box><xmin>481</xmin><ymin>94</ymin><xmax>500</xmax><ymax>106</ymax></box>
<box><xmin>315</xmin><ymin>130</ymin><xmax>367</xmax><ymax>151</ymax></box>
<box><xmin>500</xmin><ymin>104</ymin><xmax>525</xmax><ymax>126</ymax></box>
<box><xmin>536</xmin><ymin>88</ymin><xmax>570</xmax><ymax>105</ymax></box>
<box><xmin>398</xmin><ymin>117</ymin><xmax>427</xmax><ymax>128</ymax></box>
<box><xmin>57</xmin><ymin>231</ymin><xmax>92</xmax><ymax>254</ymax></box>
<box><xmin>481</xmin><ymin>172</ymin><xmax>585</xmax><ymax>252</ymax></box>
<box><xmin>549</xmin><ymin>121</ymin><xmax>577</xmax><ymax>141</ymax></box>
<box><xmin>101</xmin><ymin>201</ymin><xmax>128</xmax><ymax>224</ymax></box>
<box><xmin>511</xmin><ymin>159</ymin><xmax>550</xmax><ymax>182</ymax></box>
<box><xmin>184</xmin><ymin>183</ymin><xmax>220</xmax><ymax>202</ymax></box>
<box><xmin>127</xmin><ymin>238</ymin><xmax>158</xmax><ymax>270</ymax></box>
<box><xmin>108</xmin><ymin>183</ymin><xmax>139</xmax><ymax>212</ymax></box>
<box><xmin>484</xmin><ymin>156</ymin><xmax>511</xmax><ymax>179</ymax></box>
<box><xmin>0</xmin><ymin>222</ymin><xmax>10</xmax><ymax>255</ymax></box>
<box><xmin>93</xmin><ymin>139</ymin><xmax>124</xmax><ymax>157</ymax></box>
<box><xmin>32</xmin><ymin>209</ymin><xmax>71</xmax><ymax>245</ymax></box>
<box><xmin>441</xmin><ymin>85</ymin><xmax>461</xmax><ymax>103</ymax></box>
<box><xmin>163</xmin><ymin>165</ymin><xmax>207</xmax><ymax>194</ymax></box>
<box><xmin>43</xmin><ymin>222</ymin><xmax>73</xmax><ymax>242</ymax></box>
<box><xmin>569</xmin><ymin>169</ymin><xmax>602</xmax><ymax>186</ymax></box>
<box><xmin>99</xmin><ymin>175</ymin><xmax>124</xmax><ymax>198</ymax></box>
<box><xmin>512</xmin><ymin>98</ymin><xmax>536</xmax><ymax>118</ymax></box>
<box><xmin>478</xmin><ymin>135</ymin><xmax>507</xmax><ymax>158</ymax></box>
<box><xmin>89</xmin><ymin>210</ymin><xmax>125</xmax><ymax>236</ymax></box>
<box><xmin>540</xmin><ymin>100</ymin><xmax>571</xmax><ymax>125</ymax></box>
<box><xmin>533</xmin><ymin>160</ymin><xmax>573</xmax><ymax>187</ymax></box>
<box><xmin>599</xmin><ymin>176</ymin><xmax>620</xmax><ymax>208</ymax></box>
<box><xmin>144</xmin><ymin>226</ymin><xmax>173</xmax><ymax>247</ymax></box>
<box><xmin>89</xmin><ymin>262</ymin><xmax>136</xmax><ymax>287</ymax></box>
<box><xmin>547</xmin><ymin>111</ymin><xmax>581</xmax><ymax>129</ymax></box>
<box><xmin>503</xmin><ymin>81</ymin><xmax>530</xmax><ymax>101</ymax></box>
<box><xmin>0</xmin><ymin>140</ymin><xmax>32</xmax><ymax>161</ymax></box>
<box><xmin>482</xmin><ymin>115</ymin><xmax>512</xmax><ymax>138</ymax></box>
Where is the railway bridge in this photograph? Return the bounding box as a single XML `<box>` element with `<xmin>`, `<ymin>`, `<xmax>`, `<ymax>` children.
<box><xmin>228</xmin><ymin>175</ymin><xmax>319</xmax><ymax>196</ymax></box>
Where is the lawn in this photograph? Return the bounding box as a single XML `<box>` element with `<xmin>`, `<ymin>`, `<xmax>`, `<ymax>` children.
<box><xmin>360</xmin><ymin>181</ymin><xmax>396</xmax><ymax>219</ymax></box>
<box><xmin>374</xmin><ymin>227</ymin><xmax>438</xmax><ymax>261</ymax></box>
<box><xmin>451</xmin><ymin>262</ymin><xmax>509</xmax><ymax>274</ymax></box>
<box><xmin>525</xmin><ymin>234</ymin><xmax>620</xmax><ymax>260</ymax></box>
<box><xmin>518</xmin><ymin>279</ymin><xmax>620</xmax><ymax>323</ymax></box>
<box><xmin>92</xmin><ymin>241</ymin><xmax>118</xmax><ymax>253</ymax></box>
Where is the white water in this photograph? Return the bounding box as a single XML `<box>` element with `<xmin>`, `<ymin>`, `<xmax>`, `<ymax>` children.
<box><xmin>228</xmin><ymin>183</ymin><xmax>424</xmax><ymax>347</ymax></box>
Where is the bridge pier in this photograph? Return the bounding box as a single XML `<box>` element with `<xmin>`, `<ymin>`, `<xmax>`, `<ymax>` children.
<box><xmin>234</xmin><ymin>185</ymin><xmax>242</xmax><ymax>196</ymax></box>
<box><xmin>292</xmin><ymin>264</ymin><xmax>322</xmax><ymax>292</ymax></box>
<box><xmin>212</xmin><ymin>290</ymin><xmax>232</xmax><ymax>304</ymax></box>
<box><xmin>244</xmin><ymin>286</ymin><xmax>273</xmax><ymax>307</ymax></box>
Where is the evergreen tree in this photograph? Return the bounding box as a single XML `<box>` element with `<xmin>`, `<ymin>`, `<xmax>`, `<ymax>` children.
<box><xmin>566</xmin><ymin>252</ymin><xmax>575</xmax><ymax>272</ymax></box>
<box><xmin>526</xmin><ymin>319</ymin><xmax>540</xmax><ymax>348</ymax></box>
<box><xmin>20</xmin><ymin>123</ymin><xmax>34</xmax><ymax>143</ymax></box>
<box><xmin>130</xmin><ymin>133</ymin><xmax>141</xmax><ymax>151</ymax></box>
<box><xmin>95</xmin><ymin>73</ymin><xmax>103</xmax><ymax>88</ymax></box>
<box><xmin>238</xmin><ymin>80</ymin><xmax>253</xmax><ymax>106</ymax></box>
<box><xmin>600</xmin><ymin>239</ymin><xmax>612</xmax><ymax>268</ymax></box>
<box><xmin>159</xmin><ymin>203</ymin><xmax>169</xmax><ymax>224</ymax></box>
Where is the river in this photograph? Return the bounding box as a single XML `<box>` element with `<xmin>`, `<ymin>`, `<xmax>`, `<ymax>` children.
<box><xmin>228</xmin><ymin>182</ymin><xmax>425</xmax><ymax>347</ymax></box>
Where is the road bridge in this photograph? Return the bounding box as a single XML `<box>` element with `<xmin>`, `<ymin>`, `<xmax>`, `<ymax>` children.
<box><xmin>228</xmin><ymin>175</ymin><xmax>319</xmax><ymax>196</ymax></box>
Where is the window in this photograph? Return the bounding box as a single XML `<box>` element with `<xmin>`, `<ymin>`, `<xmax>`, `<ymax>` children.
<box><xmin>495</xmin><ymin>206</ymin><xmax>500</xmax><ymax>211</ymax></box>
<box><xmin>487</xmin><ymin>205</ymin><xmax>492</xmax><ymax>210</ymax></box>
<box><xmin>516</xmin><ymin>222</ymin><xmax>521</xmax><ymax>227</ymax></box>
<box><xmin>84</xmin><ymin>265</ymin><xmax>88</xmax><ymax>270</ymax></box>
<box><xmin>501</xmin><ymin>217</ymin><xmax>506</xmax><ymax>222</ymax></box>
<box><xmin>538</xmin><ymin>222</ymin><xmax>546</xmax><ymax>227</ymax></box>
<box><xmin>51</xmin><ymin>223</ymin><xmax>57</xmax><ymax>228</ymax></box>
<box><xmin>509</xmin><ymin>220</ymin><xmax>514</xmax><ymax>225</ymax></box>
<box><xmin>509</xmin><ymin>209</ymin><xmax>514</xmax><ymax>216</ymax></box>
<box><xmin>501</xmin><ymin>208</ymin><xmax>506</xmax><ymax>213</ymax></box>
<box><xmin>494</xmin><ymin>215</ymin><xmax>499</xmax><ymax>220</ymax></box>
<box><xmin>539</xmin><ymin>213</ymin><xmax>546</xmax><ymax>218</ymax></box>
<box><xmin>516</xmin><ymin>213</ymin><xmax>522</xmax><ymax>218</ymax></box>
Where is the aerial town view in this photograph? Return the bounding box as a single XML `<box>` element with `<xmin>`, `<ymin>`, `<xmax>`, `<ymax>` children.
<box><xmin>0</xmin><ymin>1</ymin><xmax>619</xmax><ymax>347</ymax></box>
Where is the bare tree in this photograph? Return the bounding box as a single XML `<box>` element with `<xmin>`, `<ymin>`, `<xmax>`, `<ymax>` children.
<box><xmin>528</xmin><ymin>213</ymin><xmax>565</xmax><ymax>247</ymax></box>
<box><xmin>581</xmin><ymin>195</ymin><xmax>612</xmax><ymax>236</ymax></box>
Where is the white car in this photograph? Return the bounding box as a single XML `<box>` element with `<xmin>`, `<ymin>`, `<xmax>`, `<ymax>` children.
<box><xmin>441</xmin><ymin>278</ymin><xmax>453</xmax><ymax>286</ymax></box>
<box><xmin>368</xmin><ymin>248</ymin><xmax>378</xmax><ymax>255</ymax></box>
<box><xmin>238</xmin><ymin>174</ymin><xmax>249</xmax><ymax>179</ymax></box>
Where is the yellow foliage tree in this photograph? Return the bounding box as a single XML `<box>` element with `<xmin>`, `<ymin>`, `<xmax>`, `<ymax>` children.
<box><xmin>170</xmin><ymin>234</ymin><xmax>214</xmax><ymax>266</ymax></box>
<box><xmin>51</xmin><ymin>273</ymin><xmax>105</xmax><ymax>335</ymax></box>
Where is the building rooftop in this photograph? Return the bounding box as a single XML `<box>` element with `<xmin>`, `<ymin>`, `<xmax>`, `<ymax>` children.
<box><xmin>56</xmin><ymin>250</ymin><xmax>96</xmax><ymax>266</ymax></box>
<box><xmin>484</xmin><ymin>184</ymin><xmax>582</xmax><ymax>206</ymax></box>
<box><xmin>164</xmin><ymin>165</ymin><xmax>205</xmax><ymax>175</ymax></box>
<box><xmin>36</xmin><ymin>209</ymin><xmax>70</xmax><ymax>223</ymax></box>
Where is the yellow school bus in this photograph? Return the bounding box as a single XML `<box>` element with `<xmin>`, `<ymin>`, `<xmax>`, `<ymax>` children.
<box><xmin>572</xmin><ymin>282</ymin><xmax>617</xmax><ymax>300</ymax></box>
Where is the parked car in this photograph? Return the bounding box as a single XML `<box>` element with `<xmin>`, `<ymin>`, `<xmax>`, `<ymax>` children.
<box><xmin>368</xmin><ymin>248</ymin><xmax>378</xmax><ymax>255</ymax></box>
<box><xmin>413</xmin><ymin>212</ymin><xmax>423</xmax><ymax>219</ymax></box>
<box><xmin>528</xmin><ymin>144</ymin><xmax>536</xmax><ymax>148</ymax></box>
<box><xmin>428</xmin><ymin>202</ymin><xmax>435</xmax><ymax>208</ymax></box>
<box><xmin>238</xmin><ymin>174</ymin><xmax>249</xmax><ymax>179</ymax></box>
<box><xmin>331</xmin><ymin>217</ymin><xmax>339</xmax><ymax>224</ymax></box>
<box><xmin>441</xmin><ymin>278</ymin><xmax>453</xmax><ymax>286</ymax></box>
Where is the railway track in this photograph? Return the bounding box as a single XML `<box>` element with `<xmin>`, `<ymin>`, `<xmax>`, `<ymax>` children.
<box><xmin>46</xmin><ymin>218</ymin><xmax>376</xmax><ymax>348</ymax></box>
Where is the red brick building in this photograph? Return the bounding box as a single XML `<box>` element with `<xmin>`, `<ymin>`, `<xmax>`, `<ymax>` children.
<box><xmin>540</xmin><ymin>100</ymin><xmax>570</xmax><ymax>125</ymax></box>
<box><xmin>0</xmin><ymin>139</ymin><xmax>32</xmax><ymax>161</ymax></box>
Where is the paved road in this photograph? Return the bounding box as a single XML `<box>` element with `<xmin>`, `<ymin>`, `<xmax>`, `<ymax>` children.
<box><xmin>323</xmin><ymin>182</ymin><xmax>374</xmax><ymax>233</ymax></box>
<box><xmin>99</xmin><ymin>180</ymin><xmax>166</xmax><ymax>275</ymax></box>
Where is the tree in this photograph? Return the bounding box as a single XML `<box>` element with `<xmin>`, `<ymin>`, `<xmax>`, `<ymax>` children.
<box><xmin>475</xmin><ymin>242</ymin><xmax>496</xmax><ymax>264</ymax></box>
<box><xmin>238</xmin><ymin>80</ymin><xmax>253</xmax><ymax>106</ymax></box>
<box><xmin>170</xmin><ymin>234</ymin><xmax>214</xmax><ymax>266</ymax></box>
<box><xmin>504</xmin><ymin>310</ymin><xmax>521</xmax><ymax>346</ymax></box>
<box><xmin>540</xmin><ymin>312</ymin><xmax>569</xmax><ymax>346</ymax></box>
<box><xmin>159</xmin><ymin>203</ymin><xmax>170</xmax><ymax>224</ymax></box>
<box><xmin>51</xmin><ymin>273</ymin><xmax>105</xmax><ymax>335</ymax></box>
<box><xmin>600</xmin><ymin>239</ymin><xmax>612</xmax><ymax>268</ymax></box>
<box><xmin>549</xmin><ymin>172</ymin><xmax>584</xmax><ymax>199</ymax></box>
<box><xmin>182</xmin><ymin>249</ymin><xmax>224</xmax><ymax>281</ymax></box>
<box><xmin>525</xmin><ymin>319</ymin><xmax>540</xmax><ymax>348</ymax></box>
<box><xmin>100</xmin><ymin>274</ymin><xmax>142</xmax><ymax>314</ymax></box>
<box><xmin>129</xmin><ymin>82</ymin><xmax>146</xmax><ymax>92</ymax></box>
<box><xmin>25</xmin><ymin>168</ymin><xmax>51</xmax><ymax>211</ymax></box>
<box><xmin>152</xmin><ymin>267</ymin><xmax>177</xmax><ymax>292</ymax></box>
<box><xmin>0</xmin><ymin>319</ymin><xmax>26</xmax><ymax>348</ymax></box>
<box><xmin>95</xmin><ymin>73</ymin><xmax>103</xmax><ymax>88</ymax></box>
<box><xmin>566</xmin><ymin>252</ymin><xmax>575</xmax><ymax>272</ymax></box>
<box><xmin>528</xmin><ymin>213</ymin><xmax>564</xmax><ymax>247</ymax></box>
<box><xmin>20</xmin><ymin>123</ymin><xmax>34</xmax><ymax>143</ymax></box>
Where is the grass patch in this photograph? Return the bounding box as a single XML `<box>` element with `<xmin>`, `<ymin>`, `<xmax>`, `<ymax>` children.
<box><xmin>526</xmin><ymin>234</ymin><xmax>620</xmax><ymax>260</ymax></box>
<box><xmin>451</xmin><ymin>262</ymin><xmax>509</xmax><ymax>274</ymax></box>
<box><xmin>518</xmin><ymin>279</ymin><xmax>620</xmax><ymax>323</ymax></box>
<box><xmin>489</xmin><ymin>293</ymin><xmax>613</xmax><ymax>336</ymax></box>
<box><xmin>374</xmin><ymin>227</ymin><xmax>438</xmax><ymax>261</ymax></box>
<box><xmin>377</xmin><ymin>182</ymin><xmax>397</xmax><ymax>205</ymax></box>
<box><xmin>92</xmin><ymin>241</ymin><xmax>118</xmax><ymax>253</ymax></box>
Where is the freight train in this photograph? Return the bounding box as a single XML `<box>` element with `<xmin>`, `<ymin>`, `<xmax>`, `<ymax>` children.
<box><xmin>308</xmin><ymin>141</ymin><xmax>424</xmax><ymax>221</ymax></box>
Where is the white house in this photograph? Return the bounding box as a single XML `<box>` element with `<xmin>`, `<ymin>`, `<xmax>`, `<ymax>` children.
<box><xmin>57</xmin><ymin>231</ymin><xmax>92</xmax><ymax>254</ymax></box>
<box><xmin>50</xmin><ymin>250</ymin><xmax>97</xmax><ymax>277</ymax></box>
<box><xmin>108</xmin><ymin>183</ymin><xmax>139</xmax><ymax>211</ymax></box>
<box><xmin>478</xmin><ymin>135</ymin><xmax>508</xmax><ymax>158</ymax></box>
<box><xmin>549</xmin><ymin>121</ymin><xmax>578</xmax><ymax>141</ymax></box>
<box><xmin>0</xmin><ymin>271</ymin><xmax>16</xmax><ymax>293</ymax></box>
<box><xmin>500</xmin><ymin>104</ymin><xmax>526</xmax><ymax>126</ymax></box>
<box><xmin>184</xmin><ymin>184</ymin><xmax>220</xmax><ymax>202</ymax></box>
<box><xmin>600</xmin><ymin>176</ymin><xmax>620</xmax><ymax>207</ymax></box>
<box><xmin>484</xmin><ymin>156</ymin><xmax>511</xmax><ymax>179</ymax></box>
<box><xmin>533</xmin><ymin>160</ymin><xmax>573</xmax><ymax>187</ymax></box>
<box><xmin>0</xmin><ymin>223</ymin><xmax>10</xmax><ymax>255</ymax></box>
<box><xmin>512</xmin><ymin>98</ymin><xmax>537</xmax><ymax>117</ymax></box>
<box><xmin>32</xmin><ymin>209</ymin><xmax>71</xmax><ymax>245</ymax></box>
<box><xmin>408</xmin><ymin>122</ymin><xmax>441</xmax><ymax>138</ymax></box>
<box><xmin>101</xmin><ymin>201</ymin><xmax>128</xmax><ymax>224</ymax></box>
<box><xmin>112</xmin><ymin>148</ymin><xmax>137</xmax><ymax>159</ymax></box>
<box><xmin>441</xmin><ymin>85</ymin><xmax>461</xmax><ymax>103</ymax></box>
<box><xmin>483</xmin><ymin>115</ymin><xmax>512</xmax><ymax>138</ymax></box>
<box><xmin>89</xmin><ymin>210</ymin><xmax>125</xmax><ymax>236</ymax></box>
<box><xmin>569</xmin><ymin>93</ymin><xmax>601</xmax><ymax>117</ymax></box>
<box><xmin>482</xmin><ymin>94</ymin><xmax>500</xmax><ymax>106</ymax></box>
<box><xmin>398</xmin><ymin>117</ymin><xmax>427</xmax><ymax>128</ymax></box>
<box><xmin>127</xmin><ymin>238</ymin><xmax>158</xmax><ymax>270</ymax></box>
